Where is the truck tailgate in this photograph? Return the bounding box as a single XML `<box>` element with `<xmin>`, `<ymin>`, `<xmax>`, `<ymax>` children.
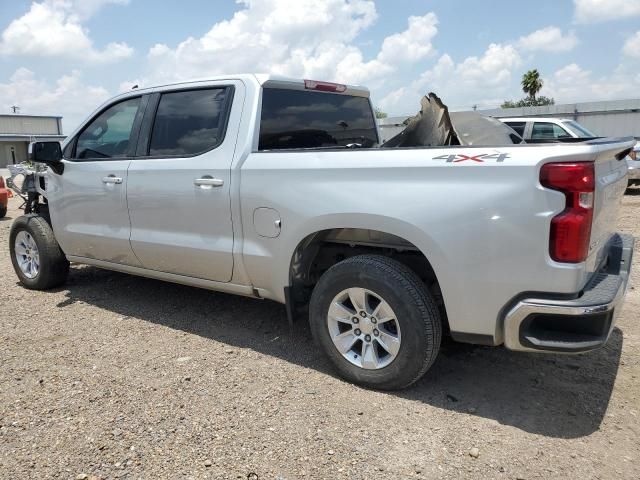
<box><xmin>586</xmin><ymin>138</ymin><xmax>634</xmax><ymax>271</ymax></box>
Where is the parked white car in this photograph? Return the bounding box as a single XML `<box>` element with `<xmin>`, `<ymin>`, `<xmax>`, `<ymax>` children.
<box><xmin>499</xmin><ymin>117</ymin><xmax>640</xmax><ymax>187</ymax></box>
<box><xmin>8</xmin><ymin>75</ymin><xmax>636</xmax><ymax>389</ymax></box>
<box><xmin>498</xmin><ymin>117</ymin><xmax>597</xmax><ymax>142</ymax></box>
<box><xmin>627</xmin><ymin>142</ymin><xmax>640</xmax><ymax>187</ymax></box>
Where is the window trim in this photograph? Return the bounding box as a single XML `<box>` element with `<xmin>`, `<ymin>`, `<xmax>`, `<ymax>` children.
<box><xmin>136</xmin><ymin>85</ymin><xmax>235</xmax><ymax>160</ymax></box>
<box><xmin>66</xmin><ymin>95</ymin><xmax>147</xmax><ymax>162</ymax></box>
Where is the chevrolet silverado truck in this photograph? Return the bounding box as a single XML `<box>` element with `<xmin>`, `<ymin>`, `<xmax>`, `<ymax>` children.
<box><xmin>9</xmin><ymin>74</ymin><xmax>636</xmax><ymax>390</ymax></box>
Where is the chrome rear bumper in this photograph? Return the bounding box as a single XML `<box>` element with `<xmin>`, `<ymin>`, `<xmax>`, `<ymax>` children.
<box><xmin>503</xmin><ymin>233</ymin><xmax>634</xmax><ymax>353</ymax></box>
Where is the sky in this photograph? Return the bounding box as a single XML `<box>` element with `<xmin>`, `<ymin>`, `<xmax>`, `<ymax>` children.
<box><xmin>1</xmin><ymin>0</ymin><xmax>640</xmax><ymax>132</ymax></box>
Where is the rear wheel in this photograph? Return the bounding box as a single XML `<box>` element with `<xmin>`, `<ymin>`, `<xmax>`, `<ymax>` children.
<box><xmin>309</xmin><ymin>254</ymin><xmax>442</xmax><ymax>390</ymax></box>
<box><xmin>10</xmin><ymin>214</ymin><xmax>69</xmax><ymax>290</ymax></box>
<box><xmin>0</xmin><ymin>204</ymin><xmax>6</xmax><ymax>218</ymax></box>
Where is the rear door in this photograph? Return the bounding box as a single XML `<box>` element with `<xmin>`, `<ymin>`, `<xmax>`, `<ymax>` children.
<box><xmin>126</xmin><ymin>82</ymin><xmax>243</xmax><ymax>282</ymax></box>
<box><xmin>47</xmin><ymin>95</ymin><xmax>146</xmax><ymax>266</ymax></box>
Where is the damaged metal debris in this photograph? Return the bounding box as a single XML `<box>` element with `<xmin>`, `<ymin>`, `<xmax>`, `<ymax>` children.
<box><xmin>381</xmin><ymin>93</ymin><xmax>523</xmax><ymax>148</ymax></box>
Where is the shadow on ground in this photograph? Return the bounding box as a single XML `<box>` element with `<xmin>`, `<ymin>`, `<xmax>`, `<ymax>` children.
<box><xmin>51</xmin><ymin>265</ymin><xmax>622</xmax><ymax>439</ymax></box>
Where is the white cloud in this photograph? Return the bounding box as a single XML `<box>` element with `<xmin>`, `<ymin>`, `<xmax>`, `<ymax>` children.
<box><xmin>0</xmin><ymin>68</ymin><xmax>110</xmax><ymax>132</ymax></box>
<box><xmin>379</xmin><ymin>43</ymin><xmax>522</xmax><ymax>113</ymax></box>
<box><xmin>378</xmin><ymin>13</ymin><xmax>438</xmax><ymax>64</ymax></box>
<box><xmin>574</xmin><ymin>0</ymin><xmax>640</xmax><ymax>24</ymax></box>
<box><xmin>623</xmin><ymin>31</ymin><xmax>640</xmax><ymax>58</ymax></box>
<box><xmin>518</xmin><ymin>26</ymin><xmax>578</xmax><ymax>52</ymax></box>
<box><xmin>143</xmin><ymin>1</ymin><xmax>437</xmax><ymax>89</ymax></box>
<box><xmin>146</xmin><ymin>0</ymin><xmax>377</xmax><ymax>83</ymax></box>
<box><xmin>7</xmin><ymin>0</ymin><xmax>638</xmax><ymax>130</ymax></box>
<box><xmin>0</xmin><ymin>0</ymin><xmax>133</xmax><ymax>63</ymax></box>
<box><xmin>544</xmin><ymin>63</ymin><xmax>640</xmax><ymax>102</ymax></box>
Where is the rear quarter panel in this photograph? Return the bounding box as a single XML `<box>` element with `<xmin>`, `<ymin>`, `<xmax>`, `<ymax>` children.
<box><xmin>238</xmin><ymin>144</ymin><xmax>607</xmax><ymax>341</ymax></box>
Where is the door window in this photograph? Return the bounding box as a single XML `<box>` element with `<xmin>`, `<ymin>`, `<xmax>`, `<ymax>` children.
<box><xmin>75</xmin><ymin>97</ymin><xmax>141</xmax><ymax>159</ymax></box>
<box><xmin>504</xmin><ymin>121</ymin><xmax>525</xmax><ymax>137</ymax></box>
<box><xmin>531</xmin><ymin>122</ymin><xmax>571</xmax><ymax>140</ymax></box>
<box><xmin>148</xmin><ymin>88</ymin><xmax>232</xmax><ymax>157</ymax></box>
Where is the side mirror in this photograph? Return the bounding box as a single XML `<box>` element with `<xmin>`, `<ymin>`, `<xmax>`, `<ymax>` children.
<box><xmin>30</xmin><ymin>142</ymin><xmax>64</xmax><ymax>174</ymax></box>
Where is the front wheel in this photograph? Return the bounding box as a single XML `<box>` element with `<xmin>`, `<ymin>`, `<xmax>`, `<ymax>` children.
<box><xmin>309</xmin><ymin>254</ymin><xmax>442</xmax><ymax>390</ymax></box>
<box><xmin>9</xmin><ymin>214</ymin><xmax>69</xmax><ymax>290</ymax></box>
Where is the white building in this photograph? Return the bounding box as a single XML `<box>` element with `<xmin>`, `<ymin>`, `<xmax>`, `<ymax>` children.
<box><xmin>0</xmin><ymin>114</ymin><xmax>65</xmax><ymax>168</ymax></box>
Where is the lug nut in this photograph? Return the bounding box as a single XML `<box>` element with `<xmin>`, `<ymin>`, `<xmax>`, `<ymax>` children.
<box><xmin>373</xmin><ymin>329</ymin><xmax>379</xmax><ymax>336</ymax></box>
<box><xmin>354</xmin><ymin>328</ymin><xmax>361</xmax><ymax>336</ymax></box>
<box><xmin>352</xmin><ymin>317</ymin><xmax>359</xmax><ymax>324</ymax></box>
<box><xmin>365</xmin><ymin>334</ymin><xmax>371</xmax><ymax>342</ymax></box>
<box><xmin>371</xmin><ymin>317</ymin><xmax>377</xmax><ymax>324</ymax></box>
<box><xmin>360</xmin><ymin>311</ymin><xmax>367</xmax><ymax>318</ymax></box>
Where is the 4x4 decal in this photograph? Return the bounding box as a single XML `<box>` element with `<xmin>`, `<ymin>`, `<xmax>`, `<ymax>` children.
<box><xmin>432</xmin><ymin>153</ymin><xmax>510</xmax><ymax>163</ymax></box>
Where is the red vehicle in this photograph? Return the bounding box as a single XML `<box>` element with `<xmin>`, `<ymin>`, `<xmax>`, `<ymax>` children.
<box><xmin>0</xmin><ymin>175</ymin><xmax>10</xmax><ymax>218</ymax></box>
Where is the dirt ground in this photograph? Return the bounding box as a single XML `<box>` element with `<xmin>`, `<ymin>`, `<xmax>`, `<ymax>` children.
<box><xmin>0</xmin><ymin>191</ymin><xmax>639</xmax><ymax>480</ymax></box>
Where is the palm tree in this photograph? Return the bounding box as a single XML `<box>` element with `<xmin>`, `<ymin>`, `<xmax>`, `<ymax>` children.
<box><xmin>521</xmin><ymin>69</ymin><xmax>543</xmax><ymax>100</ymax></box>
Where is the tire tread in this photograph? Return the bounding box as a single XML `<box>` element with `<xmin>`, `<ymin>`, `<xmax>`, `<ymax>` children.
<box><xmin>10</xmin><ymin>214</ymin><xmax>69</xmax><ymax>290</ymax></box>
<box><xmin>310</xmin><ymin>254</ymin><xmax>442</xmax><ymax>389</ymax></box>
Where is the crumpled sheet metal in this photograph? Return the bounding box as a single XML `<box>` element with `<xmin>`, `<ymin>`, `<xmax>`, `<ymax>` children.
<box><xmin>382</xmin><ymin>92</ymin><xmax>523</xmax><ymax>147</ymax></box>
<box><xmin>382</xmin><ymin>93</ymin><xmax>458</xmax><ymax>148</ymax></box>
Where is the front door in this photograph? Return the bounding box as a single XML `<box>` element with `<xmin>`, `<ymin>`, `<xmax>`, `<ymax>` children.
<box><xmin>126</xmin><ymin>83</ymin><xmax>242</xmax><ymax>282</ymax></box>
<box><xmin>47</xmin><ymin>96</ymin><xmax>144</xmax><ymax>266</ymax></box>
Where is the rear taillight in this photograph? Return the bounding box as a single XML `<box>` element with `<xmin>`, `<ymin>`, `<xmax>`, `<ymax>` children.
<box><xmin>304</xmin><ymin>79</ymin><xmax>347</xmax><ymax>93</ymax></box>
<box><xmin>540</xmin><ymin>162</ymin><xmax>595</xmax><ymax>263</ymax></box>
<box><xmin>0</xmin><ymin>177</ymin><xmax>4</xmax><ymax>188</ymax></box>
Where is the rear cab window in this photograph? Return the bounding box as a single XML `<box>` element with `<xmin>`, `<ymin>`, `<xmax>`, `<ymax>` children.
<box><xmin>258</xmin><ymin>87</ymin><xmax>378</xmax><ymax>150</ymax></box>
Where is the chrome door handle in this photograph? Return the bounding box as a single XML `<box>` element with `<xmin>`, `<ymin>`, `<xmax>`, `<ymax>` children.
<box><xmin>102</xmin><ymin>176</ymin><xmax>123</xmax><ymax>184</ymax></box>
<box><xmin>194</xmin><ymin>177</ymin><xmax>224</xmax><ymax>187</ymax></box>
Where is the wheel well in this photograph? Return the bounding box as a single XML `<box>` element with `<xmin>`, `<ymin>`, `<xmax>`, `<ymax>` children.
<box><xmin>289</xmin><ymin>228</ymin><xmax>449</xmax><ymax>332</ymax></box>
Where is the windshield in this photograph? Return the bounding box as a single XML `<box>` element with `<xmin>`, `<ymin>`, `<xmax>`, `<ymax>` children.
<box><xmin>562</xmin><ymin>120</ymin><xmax>597</xmax><ymax>138</ymax></box>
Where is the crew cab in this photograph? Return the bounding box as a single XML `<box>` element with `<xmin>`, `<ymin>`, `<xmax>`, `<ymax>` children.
<box><xmin>9</xmin><ymin>74</ymin><xmax>636</xmax><ymax>390</ymax></box>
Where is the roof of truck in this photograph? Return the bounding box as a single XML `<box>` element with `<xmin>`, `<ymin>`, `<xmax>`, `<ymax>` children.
<box><xmin>119</xmin><ymin>74</ymin><xmax>370</xmax><ymax>97</ymax></box>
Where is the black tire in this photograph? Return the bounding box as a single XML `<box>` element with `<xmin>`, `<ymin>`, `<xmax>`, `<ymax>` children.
<box><xmin>309</xmin><ymin>254</ymin><xmax>442</xmax><ymax>390</ymax></box>
<box><xmin>0</xmin><ymin>204</ymin><xmax>6</xmax><ymax>218</ymax></box>
<box><xmin>9</xmin><ymin>214</ymin><xmax>69</xmax><ymax>290</ymax></box>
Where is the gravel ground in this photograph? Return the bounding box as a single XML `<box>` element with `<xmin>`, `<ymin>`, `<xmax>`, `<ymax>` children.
<box><xmin>1</xmin><ymin>191</ymin><xmax>639</xmax><ymax>480</ymax></box>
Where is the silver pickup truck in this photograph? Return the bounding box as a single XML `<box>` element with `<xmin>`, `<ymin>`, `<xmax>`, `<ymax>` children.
<box><xmin>9</xmin><ymin>74</ymin><xmax>635</xmax><ymax>390</ymax></box>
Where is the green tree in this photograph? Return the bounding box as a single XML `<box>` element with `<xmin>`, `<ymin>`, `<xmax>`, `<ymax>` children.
<box><xmin>521</xmin><ymin>69</ymin><xmax>543</xmax><ymax>100</ymax></box>
<box><xmin>501</xmin><ymin>96</ymin><xmax>554</xmax><ymax>109</ymax></box>
<box><xmin>374</xmin><ymin>107</ymin><xmax>388</xmax><ymax>119</ymax></box>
